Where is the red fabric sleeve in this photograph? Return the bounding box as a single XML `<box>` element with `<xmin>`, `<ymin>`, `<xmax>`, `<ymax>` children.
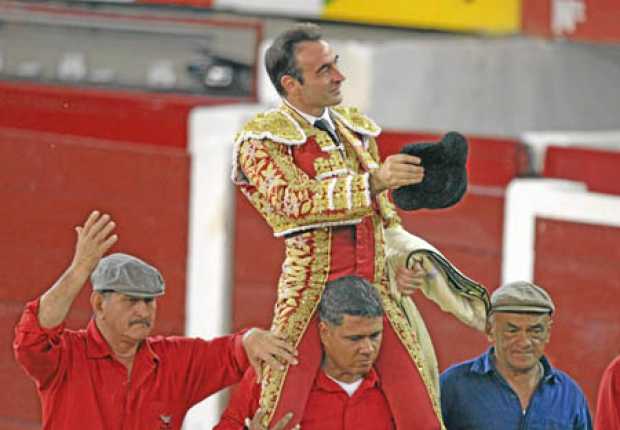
<box><xmin>179</xmin><ymin>329</ymin><xmax>252</xmax><ymax>408</ymax></box>
<box><xmin>12</xmin><ymin>299</ymin><xmax>68</xmax><ymax>390</ymax></box>
<box><xmin>213</xmin><ymin>367</ymin><xmax>261</xmax><ymax>429</ymax></box>
<box><xmin>595</xmin><ymin>356</ymin><xmax>620</xmax><ymax>430</ymax></box>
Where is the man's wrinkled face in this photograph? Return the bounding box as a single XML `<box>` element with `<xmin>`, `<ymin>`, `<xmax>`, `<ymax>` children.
<box><xmin>99</xmin><ymin>292</ymin><xmax>157</xmax><ymax>342</ymax></box>
<box><xmin>487</xmin><ymin>312</ymin><xmax>551</xmax><ymax>373</ymax></box>
<box><xmin>289</xmin><ymin>40</ymin><xmax>345</xmax><ymax>112</ymax></box>
<box><xmin>320</xmin><ymin>314</ymin><xmax>383</xmax><ymax>383</ymax></box>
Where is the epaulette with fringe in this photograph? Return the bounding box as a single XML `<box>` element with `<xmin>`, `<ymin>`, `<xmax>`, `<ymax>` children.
<box><xmin>331</xmin><ymin>106</ymin><xmax>381</xmax><ymax>137</ymax></box>
<box><xmin>234</xmin><ymin>108</ymin><xmax>306</xmax><ymax>146</ymax></box>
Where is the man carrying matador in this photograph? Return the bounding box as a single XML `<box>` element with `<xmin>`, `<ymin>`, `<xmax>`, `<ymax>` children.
<box><xmin>228</xmin><ymin>23</ymin><xmax>489</xmax><ymax>430</ymax></box>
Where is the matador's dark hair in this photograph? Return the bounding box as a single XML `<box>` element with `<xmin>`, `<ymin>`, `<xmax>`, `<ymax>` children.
<box><xmin>265</xmin><ymin>23</ymin><xmax>323</xmax><ymax>96</ymax></box>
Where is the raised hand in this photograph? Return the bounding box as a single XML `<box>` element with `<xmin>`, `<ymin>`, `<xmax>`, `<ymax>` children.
<box><xmin>38</xmin><ymin>210</ymin><xmax>118</xmax><ymax>328</ymax></box>
<box><xmin>71</xmin><ymin>210</ymin><xmax>118</xmax><ymax>274</ymax></box>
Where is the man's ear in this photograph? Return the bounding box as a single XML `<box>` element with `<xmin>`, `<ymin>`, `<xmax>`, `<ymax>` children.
<box><xmin>281</xmin><ymin>74</ymin><xmax>298</xmax><ymax>96</ymax></box>
<box><xmin>90</xmin><ymin>292</ymin><xmax>104</xmax><ymax>318</ymax></box>
<box><xmin>318</xmin><ymin>320</ymin><xmax>329</xmax><ymax>343</ymax></box>
<box><xmin>545</xmin><ymin>316</ymin><xmax>553</xmax><ymax>343</ymax></box>
<box><xmin>485</xmin><ymin>317</ymin><xmax>495</xmax><ymax>343</ymax></box>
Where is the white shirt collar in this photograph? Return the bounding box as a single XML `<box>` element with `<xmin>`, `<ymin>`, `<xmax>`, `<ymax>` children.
<box><xmin>283</xmin><ymin>99</ymin><xmax>336</xmax><ymax>130</ymax></box>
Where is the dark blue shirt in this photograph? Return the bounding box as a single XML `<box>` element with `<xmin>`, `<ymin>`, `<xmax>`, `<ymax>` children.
<box><xmin>440</xmin><ymin>348</ymin><xmax>592</xmax><ymax>430</ymax></box>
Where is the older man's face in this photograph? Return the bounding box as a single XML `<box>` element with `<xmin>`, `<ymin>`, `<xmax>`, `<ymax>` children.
<box><xmin>319</xmin><ymin>315</ymin><xmax>383</xmax><ymax>383</ymax></box>
<box><xmin>487</xmin><ymin>312</ymin><xmax>551</xmax><ymax>373</ymax></box>
<box><xmin>97</xmin><ymin>292</ymin><xmax>157</xmax><ymax>343</ymax></box>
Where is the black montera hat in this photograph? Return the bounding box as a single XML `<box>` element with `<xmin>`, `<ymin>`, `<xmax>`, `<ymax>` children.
<box><xmin>392</xmin><ymin>131</ymin><xmax>468</xmax><ymax>211</ymax></box>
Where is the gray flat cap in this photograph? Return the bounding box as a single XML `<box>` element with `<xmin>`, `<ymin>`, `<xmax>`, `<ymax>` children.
<box><xmin>91</xmin><ymin>253</ymin><xmax>165</xmax><ymax>298</ymax></box>
<box><xmin>490</xmin><ymin>281</ymin><xmax>554</xmax><ymax>315</ymax></box>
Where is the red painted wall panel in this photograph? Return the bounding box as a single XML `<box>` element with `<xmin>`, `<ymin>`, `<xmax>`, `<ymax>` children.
<box><xmin>232</xmin><ymin>132</ymin><xmax>526</xmax><ymax>371</ymax></box>
<box><xmin>0</xmin><ymin>81</ymin><xmax>244</xmax><ymax>149</ymax></box>
<box><xmin>544</xmin><ymin>146</ymin><xmax>620</xmax><ymax>196</ymax></box>
<box><xmin>564</xmin><ymin>0</ymin><xmax>620</xmax><ymax>43</ymax></box>
<box><xmin>522</xmin><ymin>0</ymin><xmax>620</xmax><ymax>43</ymax></box>
<box><xmin>0</xmin><ymin>128</ymin><xmax>190</xmax><ymax>427</ymax></box>
<box><xmin>521</xmin><ymin>0</ymin><xmax>552</xmax><ymax>38</ymax></box>
<box><xmin>534</xmin><ymin>218</ymin><xmax>620</xmax><ymax>413</ymax></box>
<box><xmin>398</xmin><ymin>192</ymin><xmax>505</xmax><ymax>366</ymax></box>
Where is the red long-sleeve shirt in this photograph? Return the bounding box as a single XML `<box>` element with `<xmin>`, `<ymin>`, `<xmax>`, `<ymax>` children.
<box><xmin>215</xmin><ymin>367</ymin><xmax>395</xmax><ymax>430</ymax></box>
<box><xmin>13</xmin><ymin>299</ymin><xmax>249</xmax><ymax>430</ymax></box>
<box><xmin>596</xmin><ymin>355</ymin><xmax>620</xmax><ymax>430</ymax></box>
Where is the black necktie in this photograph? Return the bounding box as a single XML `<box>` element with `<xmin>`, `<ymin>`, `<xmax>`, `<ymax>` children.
<box><xmin>314</xmin><ymin>118</ymin><xmax>340</xmax><ymax>146</ymax></box>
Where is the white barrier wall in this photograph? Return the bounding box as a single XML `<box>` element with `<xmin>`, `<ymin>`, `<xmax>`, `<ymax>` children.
<box><xmin>502</xmin><ymin>178</ymin><xmax>620</xmax><ymax>283</ymax></box>
<box><xmin>184</xmin><ymin>104</ymin><xmax>264</xmax><ymax>429</ymax></box>
<box><xmin>521</xmin><ymin>130</ymin><xmax>620</xmax><ymax>173</ymax></box>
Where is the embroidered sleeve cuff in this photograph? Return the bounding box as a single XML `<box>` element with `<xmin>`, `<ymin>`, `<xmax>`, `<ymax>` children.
<box><xmin>317</xmin><ymin>173</ymin><xmax>372</xmax><ymax>217</ymax></box>
<box><xmin>350</xmin><ymin>172</ymin><xmax>372</xmax><ymax>210</ymax></box>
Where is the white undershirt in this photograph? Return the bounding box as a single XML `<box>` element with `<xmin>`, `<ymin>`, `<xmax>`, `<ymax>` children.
<box><xmin>325</xmin><ymin>373</ymin><xmax>363</xmax><ymax>397</ymax></box>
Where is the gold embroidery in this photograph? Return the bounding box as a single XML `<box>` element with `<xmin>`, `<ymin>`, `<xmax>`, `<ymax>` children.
<box><xmin>331</xmin><ymin>106</ymin><xmax>381</xmax><ymax>136</ymax></box>
<box><xmin>260</xmin><ymin>229</ymin><xmax>332</xmax><ymax>426</ymax></box>
<box><xmin>235</xmin><ymin>104</ymin><xmax>445</xmax><ymax>428</ymax></box>
<box><xmin>236</xmin><ymin>109</ymin><xmax>306</xmax><ymax>145</ymax></box>
<box><xmin>237</xmin><ymin>135</ymin><xmax>372</xmax><ymax>237</ymax></box>
<box><xmin>377</xmin><ymin>283</ymin><xmax>445</xmax><ymax>428</ymax></box>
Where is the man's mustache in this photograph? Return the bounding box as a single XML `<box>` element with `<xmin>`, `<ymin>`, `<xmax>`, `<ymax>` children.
<box><xmin>129</xmin><ymin>319</ymin><xmax>151</xmax><ymax>327</ymax></box>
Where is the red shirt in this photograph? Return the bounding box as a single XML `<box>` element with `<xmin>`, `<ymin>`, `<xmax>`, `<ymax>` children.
<box><xmin>13</xmin><ymin>299</ymin><xmax>249</xmax><ymax>430</ymax></box>
<box><xmin>215</xmin><ymin>367</ymin><xmax>395</xmax><ymax>430</ymax></box>
<box><xmin>596</xmin><ymin>355</ymin><xmax>620</xmax><ymax>430</ymax></box>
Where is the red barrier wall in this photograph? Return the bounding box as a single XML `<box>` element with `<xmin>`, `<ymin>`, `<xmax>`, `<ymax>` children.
<box><xmin>523</xmin><ymin>0</ymin><xmax>620</xmax><ymax>43</ymax></box>
<box><xmin>0</xmin><ymin>81</ymin><xmax>245</xmax><ymax>149</ymax></box>
<box><xmin>232</xmin><ymin>131</ymin><xmax>528</xmax><ymax>368</ymax></box>
<box><xmin>534</xmin><ymin>218</ymin><xmax>620</xmax><ymax>411</ymax></box>
<box><xmin>0</xmin><ymin>128</ymin><xmax>190</xmax><ymax>428</ymax></box>
<box><xmin>544</xmin><ymin>145</ymin><xmax>620</xmax><ymax>196</ymax></box>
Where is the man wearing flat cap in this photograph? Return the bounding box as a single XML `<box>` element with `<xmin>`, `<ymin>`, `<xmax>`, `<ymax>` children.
<box><xmin>13</xmin><ymin>211</ymin><xmax>297</xmax><ymax>430</ymax></box>
<box><xmin>440</xmin><ymin>281</ymin><xmax>592</xmax><ymax>430</ymax></box>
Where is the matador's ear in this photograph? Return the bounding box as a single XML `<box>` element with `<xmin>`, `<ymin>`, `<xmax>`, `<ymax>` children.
<box><xmin>392</xmin><ymin>131</ymin><xmax>468</xmax><ymax>211</ymax></box>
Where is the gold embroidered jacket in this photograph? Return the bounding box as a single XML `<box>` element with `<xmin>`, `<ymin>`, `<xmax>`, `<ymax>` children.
<box><xmin>232</xmin><ymin>103</ymin><xmax>488</xmax><ymax>429</ymax></box>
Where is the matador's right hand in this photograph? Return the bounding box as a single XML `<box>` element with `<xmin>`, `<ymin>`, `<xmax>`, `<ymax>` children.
<box><xmin>370</xmin><ymin>153</ymin><xmax>424</xmax><ymax>196</ymax></box>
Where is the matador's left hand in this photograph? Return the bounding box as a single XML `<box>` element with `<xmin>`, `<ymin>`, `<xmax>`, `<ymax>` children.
<box><xmin>396</xmin><ymin>256</ymin><xmax>439</xmax><ymax>296</ymax></box>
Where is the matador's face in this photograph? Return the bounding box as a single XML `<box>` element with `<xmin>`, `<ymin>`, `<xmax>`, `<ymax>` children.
<box><xmin>291</xmin><ymin>40</ymin><xmax>345</xmax><ymax>113</ymax></box>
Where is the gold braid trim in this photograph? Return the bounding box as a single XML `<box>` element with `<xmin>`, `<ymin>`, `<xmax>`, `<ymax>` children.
<box><xmin>377</xmin><ymin>283</ymin><xmax>445</xmax><ymax>429</ymax></box>
<box><xmin>377</xmin><ymin>192</ymin><xmax>402</xmax><ymax>230</ymax></box>
<box><xmin>331</xmin><ymin>106</ymin><xmax>382</xmax><ymax>137</ymax></box>
<box><xmin>259</xmin><ymin>229</ymin><xmax>332</xmax><ymax>426</ymax></box>
<box><xmin>235</xmin><ymin>109</ymin><xmax>307</xmax><ymax>146</ymax></box>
